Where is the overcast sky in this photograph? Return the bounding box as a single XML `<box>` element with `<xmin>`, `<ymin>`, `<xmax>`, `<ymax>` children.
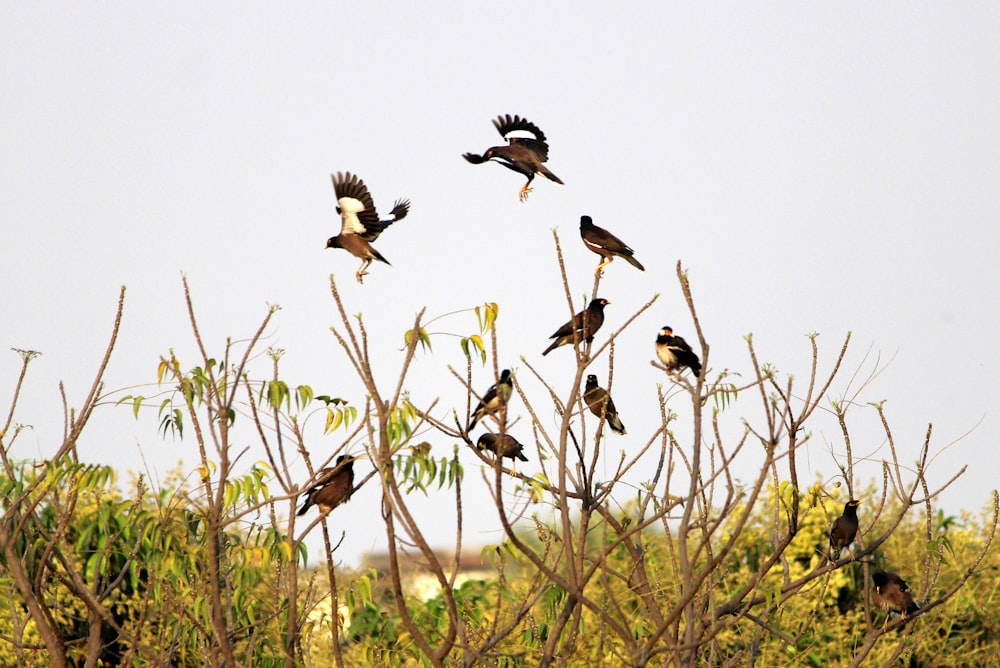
<box><xmin>3</xmin><ymin>4</ymin><xmax>998</xmax><ymax>567</ymax></box>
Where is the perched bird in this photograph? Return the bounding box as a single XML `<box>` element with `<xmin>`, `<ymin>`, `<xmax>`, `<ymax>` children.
<box><xmin>655</xmin><ymin>326</ymin><xmax>702</xmax><ymax>378</ymax></box>
<box><xmin>542</xmin><ymin>298</ymin><xmax>611</xmax><ymax>356</ymax></box>
<box><xmin>463</xmin><ymin>114</ymin><xmax>564</xmax><ymax>202</ymax></box>
<box><xmin>297</xmin><ymin>455</ymin><xmax>356</xmax><ymax>516</ymax></box>
<box><xmin>872</xmin><ymin>571</ymin><xmax>920</xmax><ymax>628</ymax></box>
<box><xmin>476</xmin><ymin>433</ymin><xmax>529</xmax><ymax>462</ymax></box>
<box><xmin>468</xmin><ymin>369</ymin><xmax>513</xmax><ymax>430</ymax></box>
<box><xmin>326</xmin><ymin>172</ymin><xmax>410</xmax><ymax>284</ymax></box>
<box><xmin>583</xmin><ymin>374</ymin><xmax>626</xmax><ymax>435</ymax></box>
<box><xmin>828</xmin><ymin>499</ymin><xmax>862</xmax><ymax>560</ymax></box>
<box><xmin>579</xmin><ymin>215</ymin><xmax>645</xmax><ymax>276</ymax></box>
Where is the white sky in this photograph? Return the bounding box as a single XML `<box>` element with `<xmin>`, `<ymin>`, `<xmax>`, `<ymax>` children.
<box><xmin>3</xmin><ymin>4</ymin><xmax>998</xmax><ymax>567</ymax></box>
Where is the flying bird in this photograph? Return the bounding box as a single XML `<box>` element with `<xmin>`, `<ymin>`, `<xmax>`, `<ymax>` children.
<box><xmin>463</xmin><ymin>114</ymin><xmax>564</xmax><ymax>202</ymax></box>
<box><xmin>542</xmin><ymin>298</ymin><xmax>610</xmax><ymax>356</ymax></box>
<box><xmin>579</xmin><ymin>215</ymin><xmax>645</xmax><ymax>276</ymax></box>
<box><xmin>476</xmin><ymin>433</ymin><xmax>529</xmax><ymax>462</ymax></box>
<box><xmin>655</xmin><ymin>326</ymin><xmax>702</xmax><ymax>377</ymax></box>
<box><xmin>828</xmin><ymin>499</ymin><xmax>862</xmax><ymax>560</ymax></box>
<box><xmin>297</xmin><ymin>455</ymin><xmax>356</xmax><ymax>516</ymax></box>
<box><xmin>583</xmin><ymin>374</ymin><xmax>626</xmax><ymax>435</ymax></box>
<box><xmin>872</xmin><ymin>571</ymin><xmax>920</xmax><ymax>629</ymax></box>
<box><xmin>326</xmin><ymin>172</ymin><xmax>410</xmax><ymax>283</ymax></box>
<box><xmin>468</xmin><ymin>369</ymin><xmax>513</xmax><ymax>431</ymax></box>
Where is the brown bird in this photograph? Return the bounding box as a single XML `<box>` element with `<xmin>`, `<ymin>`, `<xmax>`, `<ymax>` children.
<box><xmin>463</xmin><ymin>114</ymin><xmax>564</xmax><ymax>202</ymax></box>
<box><xmin>584</xmin><ymin>374</ymin><xmax>626</xmax><ymax>435</ymax></box>
<box><xmin>543</xmin><ymin>298</ymin><xmax>610</xmax><ymax>356</ymax></box>
<box><xmin>468</xmin><ymin>369</ymin><xmax>513</xmax><ymax>431</ymax></box>
<box><xmin>326</xmin><ymin>172</ymin><xmax>410</xmax><ymax>283</ymax></box>
<box><xmin>579</xmin><ymin>215</ymin><xmax>645</xmax><ymax>276</ymax></box>
<box><xmin>476</xmin><ymin>433</ymin><xmax>529</xmax><ymax>462</ymax></box>
<box><xmin>872</xmin><ymin>571</ymin><xmax>919</xmax><ymax>629</ymax></box>
<box><xmin>297</xmin><ymin>455</ymin><xmax>356</xmax><ymax>516</ymax></box>
<box><xmin>828</xmin><ymin>499</ymin><xmax>862</xmax><ymax>560</ymax></box>
<box><xmin>655</xmin><ymin>326</ymin><xmax>702</xmax><ymax>377</ymax></box>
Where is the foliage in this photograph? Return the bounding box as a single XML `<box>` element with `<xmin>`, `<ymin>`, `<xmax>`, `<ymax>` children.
<box><xmin>1</xmin><ymin>260</ymin><xmax>996</xmax><ymax>667</ymax></box>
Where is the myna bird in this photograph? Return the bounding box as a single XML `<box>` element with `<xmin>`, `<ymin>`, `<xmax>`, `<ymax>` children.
<box><xmin>579</xmin><ymin>215</ymin><xmax>645</xmax><ymax>276</ymax></box>
<box><xmin>468</xmin><ymin>369</ymin><xmax>513</xmax><ymax>431</ymax></box>
<box><xmin>584</xmin><ymin>374</ymin><xmax>626</xmax><ymax>435</ymax></box>
<box><xmin>655</xmin><ymin>326</ymin><xmax>702</xmax><ymax>377</ymax></box>
<box><xmin>463</xmin><ymin>114</ymin><xmax>564</xmax><ymax>202</ymax></box>
<box><xmin>476</xmin><ymin>433</ymin><xmax>529</xmax><ymax>462</ymax></box>
<box><xmin>542</xmin><ymin>298</ymin><xmax>610</xmax><ymax>356</ymax></box>
<box><xmin>326</xmin><ymin>172</ymin><xmax>410</xmax><ymax>283</ymax></box>
<box><xmin>828</xmin><ymin>499</ymin><xmax>861</xmax><ymax>560</ymax></box>
<box><xmin>872</xmin><ymin>571</ymin><xmax>920</xmax><ymax>628</ymax></box>
<box><xmin>297</xmin><ymin>455</ymin><xmax>356</xmax><ymax>516</ymax></box>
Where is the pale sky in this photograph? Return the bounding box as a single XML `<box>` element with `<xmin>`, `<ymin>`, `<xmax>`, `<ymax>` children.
<box><xmin>3</xmin><ymin>4</ymin><xmax>998</xmax><ymax>567</ymax></box>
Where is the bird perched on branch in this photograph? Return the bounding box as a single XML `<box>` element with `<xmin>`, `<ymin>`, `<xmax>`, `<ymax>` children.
<box><xmin>326</xmin><ymin>172</ymin><xmax>410</xmax><ymax>283</ymax></box>
<box><xmin>584</xmin><ymin>374</ymin><xmax>626</xmax><ymax>435</ymax></box>
<box><xmin>463</xmin><ymin>114</ymin><xmax>564</xmax><ymax>202</ymax></box>
<box><xmin>579</xmin><ymin>215</ymin><xmax>645</xmax><ymax>276</ymax></box>
<box><xmin>476</xmin><ymin>433</ymin><xmax>529</xmax><ymax>462</ymax></box>
<box><xmin>468</xmin><ymin>369</ymin><xmax>513</xmax><ymax>431</ymax></box>
<box><xmin>655</xmin><ymin>326</ymin><xmax>702</xmax><ymax>377</ymax></box>
<box><xmin>542</xmin><ymin>298</ymin><xmax>610</xmax><ymax>356</ymax></box>
<box><xmin>828</xmin><ymin>499</ymin><xmax>861</xmax><ymax>560</ymax></box>
<box><xmin>872</xmin><ymin>571</ymin><xmax>920</xmax><ymax>629</ymax></box>
<box><xmin>297</xmin><ymin>455</ymin><xmax>356</xmax><ymax>516</ymax></box>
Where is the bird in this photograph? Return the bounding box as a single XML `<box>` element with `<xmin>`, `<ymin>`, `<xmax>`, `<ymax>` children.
<box><xmin>297</xmin><ymin>455</ymin><xmax>356</xmax><ymax>516</ymax></box>
<box><xmin>583</xmin><ymin>374</ymin><xmax>626</xmax><ymax>435</ymax></box>
<box><xmin>463</xmin><ymin>114</ymin><xmax>564</xmax><ymax>202</ymax></box>
<box><xmin>655</xmin><ymin>326</ymin><xmax>702</xmax><ymax>377</ymax></box>
<box><xmin>542</xmin><ymin>298</ymin><xmax>610</xmax><ymax>356</ymax></box>
<box><xmin>468</xmin><ymin>369</ymin><xmax>513</xmax><ymax>431</ymax></box>
<box><xmin>476</xmin><ymin>433</ymin><xmax>529</xmax><ymax>462</ymax></box>
<box><xmin>828</xmin><ymin>499</ymin><xmax>862</xmax><ymax>560</ymax></box>
<box><xmin>579</xmin><ymin>215</ymin><xmax>645</xmax><ymax>276</ymax></box>
<box><xmin>872</xmin><ymin>571</ymin><xmax>920</xmax><ymax>629</ymax></box>
<box><xmin>326</xmin><ymin>172</ymin><xmax>410</xmax><ymax>284</ymax></box>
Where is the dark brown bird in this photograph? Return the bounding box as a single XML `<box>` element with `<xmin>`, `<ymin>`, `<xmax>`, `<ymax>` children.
<box><xmin>542</xmin><ymin>298</ymin><xmax>610</xmax><ymax>356</ymax></box>
<box><xmin>463</xmin><ymin>114</ymin><xmax>564</xmax><ymax>202</ymax></box>
<box><xmin>584</xmin><ymin>374</ymin><xmax>626</xmax><ymax>435</ymax></box>
<box><xmin>476</xmin><ymin>433</ymin><xmax>529</xmax><ymax>462</ymax></box>
<box><xmin>297</xmin><ymin>455</ymin><xmax>356</xmax><ymax>516</ymax></box>
<box><xmin>872</xmin><ymin>571</ymin><xmax>919</xmax><ymax>628</ymax></box>
<box><xmin>579</xmin><ymin>215</ymin><xmax>645</xmax><ymax>276</ymax></box>
<box><xmin>326</xmin><ymin>172</ymin><xmax>410</xmax><ymax>283</ymax></box>
<box><xmin>468</xmin><ymin>369</ymin><xmax>513</xmax><ymax>430</ymax></box>
<box><xmin>655</xmin><ymin>326</ymin><xmax>702</xmax><ymax>377</ymax></box>
<box><xmin>828</xmin><ymin>499</ymin><xmax>861</xmax><ymax>560</ymax></box>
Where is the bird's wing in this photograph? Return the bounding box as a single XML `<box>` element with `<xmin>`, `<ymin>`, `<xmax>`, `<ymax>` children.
<box><xmin>583</xmin><ymin>226</ymin><xmax>634</xmax><ymax>255</ymax></box>
<box><xmin>493</xmin><ymin>114</ymin><xmax>550</xmax><ymax>161</ymax></box>
<box><xmin>332</xmin><ymin>172</ymin><xmax>381</xmax><ymax>240</ymax></box>
<box><xmin>669</xmin><ymin>335</ymin><xmax>694</xmax><ymax>354</ymax></box>
<box><xmin>549</xmin><ymin>312</ymin><xmax>581</xmax><ymax>339</ymax></box>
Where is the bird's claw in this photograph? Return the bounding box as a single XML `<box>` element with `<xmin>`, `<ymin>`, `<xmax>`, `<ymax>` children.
<box><xmin>518</xmin><ymin>186</ymin><xmax>533</xmax><ymax>202</ymax></box>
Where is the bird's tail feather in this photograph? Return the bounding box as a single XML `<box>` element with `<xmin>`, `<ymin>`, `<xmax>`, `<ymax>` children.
<box><xmin>538</xmin><ymin>165</ymin><xmax>564</xmax><ymax>184</ymax></box>
<box><xmin>625</xmin><ymin>255</ymin><xmax>645</xmax><ymax>271</ymax></box>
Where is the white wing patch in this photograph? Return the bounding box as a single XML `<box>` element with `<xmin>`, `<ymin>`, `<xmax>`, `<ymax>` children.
<box><xmin>338</xmin><ymin>196</ymin><xmax>367</xmax><ymax>235</ymax></box>
<box><xmin>504</xmin><ymin>128</ymin><xmax>537</xmax><ymax>141</ymax></box>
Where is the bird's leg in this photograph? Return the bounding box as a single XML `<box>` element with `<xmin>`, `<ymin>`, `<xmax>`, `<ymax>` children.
<box><xmin>595</xmin><ymin>257</ymin><xmax>613</xmax><ymax>276</ymax></box>
<box><xmin>356</xmin><ymin>259</ymin><xmax>371</xmax><ymax>284</ymax></box>
<box><xmin>518</xmin><ymin>183</ymin><xmax>533</xmax><ymax>202</ymax></box>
